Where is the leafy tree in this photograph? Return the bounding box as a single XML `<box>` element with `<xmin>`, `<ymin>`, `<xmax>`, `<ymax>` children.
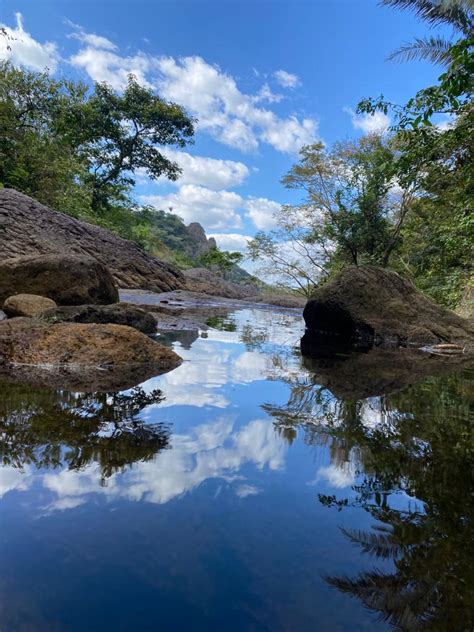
<box><xmin>249</xmin><ymin>135</ymin><xmax>413</xmax><ymax>296</ymax></box>
<box><xmin>0</xmin><ymin>61</ymin><xmax>92</xmax><ymax>217</ymax></box>
<box><xmin>357</xmin><ymin>15</ymin><xmax>473</xmax><ymax>306</ymax></box>
<box><xmin>248</xmin><ymin>204</ymin><xmax>331</xmax><ymax>297</ymax></box>
<box><xmin>0</xmin><ymin>383</ymin><xmax>169</xmax><ymax>480</ymax></box>
<box><xmin>200</xmin><ymin>246</ymin><xmax>243</xmax><ymax>275</ymax></box>
<box><xmin>79</xmin><ymin>76</ymin><xmax>195</xmax><ymax>213</ymax></box>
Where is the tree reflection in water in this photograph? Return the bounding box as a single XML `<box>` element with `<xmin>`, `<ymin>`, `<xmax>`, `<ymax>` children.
<box><xmin>268</xmin><ymin>366</ymin><xmax>474</xmax><ymax>630</ymax></box>
<box><xmin>0</xmin><ymin>383</ymin><xmax>169</xmax><ymax>481</ymax></box>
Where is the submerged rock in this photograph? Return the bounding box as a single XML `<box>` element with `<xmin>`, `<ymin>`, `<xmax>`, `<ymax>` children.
<box><xmin>39</xmin><ymin>303</ymin><xmax>157</xmax><ymax>334</ymax></box>
<box><xmin>0</xmin><ymin>319</ymin><xmax>181</xmax><ymax>390</ymax></box>
<box><xmin>0</xmin><ymin>188</ymin><xmax>185</xmax><ymax>293</ymax></box>
<box><xmin>0</xmin><ymin>254</ymin><xmax>119</xmax><ymax>306</ymax></box>
<box><xmin>303</xmin><ymin>266</ymin><xmax>474</xmax><ymax>351</ymax></box>
<box><xmin>3</xmin><ymin>293</ymin><xmax>57</xmax><ymax>318</ymax></box>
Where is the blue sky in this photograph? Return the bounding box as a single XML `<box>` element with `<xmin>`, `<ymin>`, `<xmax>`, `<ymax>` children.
<box><xmin>0</xmin><ymin>0</ymin><xmax>444</xmax><ymax>252</ymax></box>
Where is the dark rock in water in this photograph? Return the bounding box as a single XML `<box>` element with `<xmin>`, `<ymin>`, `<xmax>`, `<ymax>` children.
<box><xmin>303</xmin><ymin>266</ymin><xmax>474</xmax><ymax>352</ymax></box>
<box><xmin>0</xmin><ymin>319</ymin><xmax>181</xmax><ymax>391</ymax></box>
<box><xmin>3</xmin><ymin>293</ymin><xmax>57</xmax><ymax>318</ymax></box>
<box><xmin>0</xmin><ymin>254</ymin><xmax>119</xmax><ymax>306</ymax></box>
<box><xmin>0</xmin><ymin>188</ymin><xmax>185</xmax><ymax>293</ymax></box>
<box><xmin>39</xmin><ymin>303</ymin><xmax>157</xmax><ymax>334</ymax></box>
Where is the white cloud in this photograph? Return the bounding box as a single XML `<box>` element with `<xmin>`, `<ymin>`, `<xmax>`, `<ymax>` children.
<box><xmin>70</xmin><ymin>46</ymin><xmax>154</xmax><ymax>90</ymax></box>
<box><xmin>160</xmin><ymin>148</ymin><xmax>249</xmax><ymax>189</ymax></box>
<box><xmin>208</xmin><ymin>233</ymin><xmax>252</xmax><ymax>253</ymax></box>
<box><xmin>39</xmin><ymin>415</ymin><xmax>287</xmax><ymax>509</ymax></box>
<box><xmin>2</xmin><ymin>16</ymin><xmax>318</xmax><ymax>155</ymax></box>
<box><xmin>69</xmin><ymin>30</ymin><xmax>117</xmax><ymax>52</ymax></box>
<box><xmin>245</xmin><ymin>196</ymin><xmax>280</xmax><ymax>230</ymax></box>
<box><xmin>141</xmin><ymin>184</ymin><xmax>244</xmax><ymax>231</ymax></box>
<box><xmin>0</xmin><ymin>13</ymin><xmax>59</xmax><ymax>71</ymax></box>
<box><xmin>345</xmin><ymin>107</ymin><xmax>390</xmax><ymax>134</ymax></box>
<box><xmin>317</xmin><ymin>462</ymin><xmax>355</xmax><ymax>488</ymax></box>
<box><xmin>273</xmin><ymin>70</ymin><xmax>301</xmax><ymax>89</ymax></box>
<box><xmin>154</xmin><ymin>56</ymin><xmax>317</xmax><ymax>153</ymax></box>
<box><xmin>253</xmin><ymin>83</ymin><xmax>284</xmax><ymax>104</ymax></box>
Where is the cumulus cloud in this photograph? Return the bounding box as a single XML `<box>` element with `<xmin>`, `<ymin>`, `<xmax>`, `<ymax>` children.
<box><xmin>68</xmin><ymin>27</ymin><xmax>118</xmax><ymax>51</ymax></box>
<box><xmin>155</xmin><ymin>56</ymin><xmax>317</xmax><ymax>153</ymax></box>
<box><xmin>68</xmin><ymin>29</ymin><xmax>318</xmax><ymax>154</ymax></box>
<box><xmin>253</xmin><ymin>83</ymin><xmax>284</xmax><ymax>104</ymax></box>
<box><xmin>273</xmin><ymin>69</ymin><xmax>301</xmax><ymax>88</ymax></box>
<box><xmin>244</xmin><ymin>196</ymin><xmax>280</xmax><ymax>230</ymax></box>
<box><xmin>0</xmin><ymin>13</ymin><xmax>59</xmax><ymax>71</ymax></box>
<box><xmin>345</xmin><ymin>107</ymin><xmax>390</xmax><ymax>134</ymax></box>
<box><xmin>2</xmin><ymin>16</ymin><xmax>317</xmax><ymax>155</ymax></box>
<box><xmin>140</xmin><ymin>185</ymin><xmax>244</xmax><ymax>231</ymax></box>
<box><xmin>70</xmin><ymin>45</ymin><xmax>154</xmax><ymax>90</ymax></box>
<box><xmin>159</xmin><ymin>149</ymin><xmax>249</xmax><ymax>189</ymax></box>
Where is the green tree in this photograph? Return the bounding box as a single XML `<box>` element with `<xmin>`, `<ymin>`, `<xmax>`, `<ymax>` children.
<box><xmin>200</xmin><ymin>246</ymin><xmax>243</xmax><ymax>275</ymax></box>
<box><xmin>79</xmin><ymin>76</ymin><xmax>195</xmax><ymax>213</ymax></box>
<box><xmin>358</xmin><ymin>15</ymin><xmax>473</xmax><ymax>306</ymax></box>
<box><xmin>249</xmin><ymin>135</ymin><xmax>413</xmax><ymax>296</ymax></box>
<box><xmin>0</xmin><ymin>61</ymin><xmax>92</xmax><ymax>217</ymax></box>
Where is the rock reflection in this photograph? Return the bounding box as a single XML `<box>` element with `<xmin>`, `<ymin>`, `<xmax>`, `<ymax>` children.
<box><xmin>0</xmin><ymin>382</ymin><xmax>170</xmax><ymax>480</ymax></box>
<box><xmin>268</xmin><ymin>360</ymin><xmax>474</xmax><ymax>629</ymax></box>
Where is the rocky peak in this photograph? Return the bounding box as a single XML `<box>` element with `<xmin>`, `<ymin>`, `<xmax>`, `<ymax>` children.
<box><xmin>185</xmin><ymin>222</ymin><xmax>216</xmax><ymax>258</ymax></box>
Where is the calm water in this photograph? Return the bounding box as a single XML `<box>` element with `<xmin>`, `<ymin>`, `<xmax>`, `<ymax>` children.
<box><xmin>0</xmin><ymin>308</ymin><xmax>472</xmax><ymax>631</ymax></box>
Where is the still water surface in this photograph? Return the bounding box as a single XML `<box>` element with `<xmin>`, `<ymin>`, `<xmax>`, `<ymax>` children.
<box><xmin>0</xmin><ymin>308</ymin><xmax>472</xmax><ymax>631</ymax></box>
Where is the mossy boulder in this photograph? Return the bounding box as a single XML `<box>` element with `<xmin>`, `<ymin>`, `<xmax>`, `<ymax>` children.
<box><xmin>303</xmin><ymin>266</ymin><xmax>474</xmax><ymax>350</ymax></box>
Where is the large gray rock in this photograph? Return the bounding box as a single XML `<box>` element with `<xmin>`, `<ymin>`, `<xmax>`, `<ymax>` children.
<box><xmin>303</xmin><ymin>266</ymin><xmax>474</xmax><ymax>349</ymax></box>
<box><xmin>0</xmin><ymin>188</ymin><xmax>185</xmax><ymax>293</ymax></box>
<box><xmin>0</xmin><ymin>254</ymin><xmax>119</xmax><ymax>305</ymax></box>
<box><xmin>39</xmin><ymin>303</ymin><xmax>157</xmax><ymax>334</ymax></box>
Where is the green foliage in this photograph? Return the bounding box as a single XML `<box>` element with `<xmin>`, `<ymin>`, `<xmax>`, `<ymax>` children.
<box><xmin>249</xmin><ymin>135</ymin><xmax>411</xmax><ymax>296</ymax></box>
<box><xmin>382</xmin><ymin>0</ymin><xmax>473</xmax><ymax>64</ymax></box>
<box><xmin>200</xmin><ymin>246</ymin><xmax>243</xmax><ymax>274</ymax></box>
<box><xmin>0</xmin><ymin>60</ymin><xmax>196</xmax><ymax>262</ymax></box>
<box><xmin>357</xmin><ymin>30</ymin><xmax>473</xmax><ymax>306</ymax></box>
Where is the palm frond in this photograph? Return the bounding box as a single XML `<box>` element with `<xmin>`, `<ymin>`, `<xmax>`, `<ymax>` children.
<box><xmin>325</xmin><ymin>570</ymin><xmax>428</xmax><ymax>629</ymax></box>
<box><xmin>340</xmin><ymin>527</ymin><xmax>402</xmax><ymax>559</ymax></box>
<box><xmin>388</xmin><ymin>36</ymin><xmax>454</xmax><ymax>64</ymax></box>
<box><xmin>380</xmin><ymin>0</ymin><xmax>474</xmax><ymax>34</ymax></box>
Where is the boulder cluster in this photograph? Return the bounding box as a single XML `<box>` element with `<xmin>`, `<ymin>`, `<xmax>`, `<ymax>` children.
<box><xmin>0</xmin><ymin>253</ymin><xmax>181</xmax><ymax>391</ymax></box>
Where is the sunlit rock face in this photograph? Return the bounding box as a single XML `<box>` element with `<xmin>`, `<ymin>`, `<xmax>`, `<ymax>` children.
<box><xmin>0</xmin><ymin>188</ymin><xmax>185</xmax><ymax>293</ymax></box>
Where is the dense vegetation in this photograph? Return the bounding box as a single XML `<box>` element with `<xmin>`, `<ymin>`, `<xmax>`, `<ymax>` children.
<box><xmin>250</xmin><ymin>0</ymin><xmax>473</xmax><ymax>306</ymax></box>
<box><xmin>0</xmin><ymin>61</ymin><xmax>239</xmax><ymax>271</ymax></box>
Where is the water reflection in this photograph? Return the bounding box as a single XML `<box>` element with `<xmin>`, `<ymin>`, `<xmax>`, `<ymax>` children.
<box><xmin>269</xmin><ymin>363</ymin><xmax>474</xmax><ymax>629</ymax></box>
<box><xmin>0</xmin><ymin>383</ymin><xmax>170</xmax><ymax>480</ymax></box>
<box><xmin>0</xmin><ymin>305</ymin><xmax>472</xmax><ymax>630</ymax></box>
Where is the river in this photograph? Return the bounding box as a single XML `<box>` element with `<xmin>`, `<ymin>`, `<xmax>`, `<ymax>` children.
<box><xmin>0</xmin><ymin>306</ymin><xmax>472</xmax><ymax>630</ymax></box>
